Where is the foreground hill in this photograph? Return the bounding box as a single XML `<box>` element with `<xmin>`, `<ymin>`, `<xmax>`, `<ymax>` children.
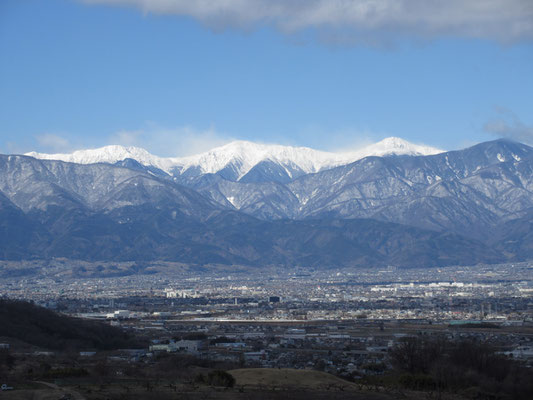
<box><xmin>0</xmin><ymin>299</ymin><xmax>142</xmax><ymax>350</ymax></box>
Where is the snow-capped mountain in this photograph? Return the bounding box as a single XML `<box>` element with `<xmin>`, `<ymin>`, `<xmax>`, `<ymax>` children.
<box><xmin>25</xmin><ymin>145</ymin><xmax>178</xmax><ymax>173</ymax></box>
<box><xmin>342</xmin><ymin>137</ymin><xmax>443</xmax><ymax>161</ymax></box>
<box><xmin>3</xmin><ymin>139</ymin><xmax>533</xmax><ymax>267</ymax></box>
<box><xmin>173</xmin><ymin>141</ymin><xmax>338</xmax><ymax>179</ymax></box>
<box><xmin>25</xmin><ymin>137</ymin><xmax>443</xmax><ymax>182</ymax></box>
<box><xmin>174</xmin><ymin>138</ymin><xmax>443</xmax><ymax>180</ymax></box>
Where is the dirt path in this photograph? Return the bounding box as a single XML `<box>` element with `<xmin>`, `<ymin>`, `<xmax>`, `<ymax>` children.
<box><xmin>33</xmin><ymin>381</ymin><xmax>86</xmax><ymax>400</ymax></box>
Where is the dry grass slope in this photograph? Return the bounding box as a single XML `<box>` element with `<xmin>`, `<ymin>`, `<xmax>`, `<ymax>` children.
<box><xmin>229</xmin><ymin>368</ymin><xmax>357</xmax><ymax>390</ymax></box>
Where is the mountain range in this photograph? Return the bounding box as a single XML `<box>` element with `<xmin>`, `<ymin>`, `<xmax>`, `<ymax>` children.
<box><xmin>1</xmin><ymin>137</ymin><xmax>532</xmax><ymax>269</ymax></box>
<box><xmin>26</xmin><ymin>137</ymin><xmax>443</xmax><ymax>182</ymax></box>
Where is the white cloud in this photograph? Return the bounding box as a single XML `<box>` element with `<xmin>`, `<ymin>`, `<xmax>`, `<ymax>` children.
<box><xmin>108</xmin><ymin>125</ymin><xmax>234</xmax><ymax>156</ymax></box>
<box><xmin>1</xmin><ymin>141</ymin><xmax>25</xmax><ymax>155</ymax></box>
<box><xmin>107</xmin><ymin>124</ymin><xmax>397</xmax><ymax>156</ymax></box>
<box><xmin>35</xmin><ymin>133</ymin><xmax>72</xmax><ymax>153</ymax></box>
<box><xmin>484</xmin><ymin>109</ymin><xmax>533</xmax><ymax>145</ymax></box>
<box><xmin>81</xmin><ymin>0</ymin><xmax>533</xmax><ymax>43</ymax></box>
<box><xmin>287</xmin><ymin>125</ymin><xmax>378</xmax><ymax>153</ymax></box>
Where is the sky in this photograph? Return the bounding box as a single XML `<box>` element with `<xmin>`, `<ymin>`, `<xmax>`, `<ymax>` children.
<box><xmin>0</xmin><ymin>0</ymin><xmax>532</xmax><ymax>157</ymax></box>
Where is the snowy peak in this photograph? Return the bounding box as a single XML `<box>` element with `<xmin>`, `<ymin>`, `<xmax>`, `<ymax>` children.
<box><xmin>25</xmin><ymin>145</ymin><xmax>176</xmax><ymax>172</ymax></box>
<box><xmin>345</xmin><ymin>137</ymin><xmax>443</xmax><ymax>160</ymax></box>
<box><xmin>179</xmin><ymin>138</ymin><xmax>443</xmax><ymax>179</ymax></box>
<box><xmin>176</xmin><ymin>140</ymin><xmax>339</xmax><ymax>177</ymax></box>
<box><xmin>25</xmin><ymin>137</ymin><xmax>444</xmax><ymax>181</ymax></box>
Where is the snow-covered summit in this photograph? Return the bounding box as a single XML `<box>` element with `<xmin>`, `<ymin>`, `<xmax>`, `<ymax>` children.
<box><xmin>175</xmin><ymin>140</ymin><xmax>340</xmax><ymax>177</ymax></box>
<box><xmin>25</xmin><ymin>137</ymin><xmax>443</xmax><ymax>180</ymax></box>
<box><xmin>25</xmin><ymin>145</ymin><xmax>176</xmax><ymax>172</ymax></box>
<box><xmin>343</xmin><ymin>137</ymin><xmax>443</xmax><ymax>161</ymax></box>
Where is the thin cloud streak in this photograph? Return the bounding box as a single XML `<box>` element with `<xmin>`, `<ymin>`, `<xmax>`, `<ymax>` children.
<box><xmin>24</xmin><ymin>126</ymin><xmax>404</xmax><ymax>157</ymax></box>
<box><xmin>484</xmin><ymin>109</ymin><xmax>533</xmax><ymax>145</ymax></box>
<box><xmin>35</xmin><ymin>133</ymin><xmax>72</xmax><ymax>153</ymax></box>
<box><xmin>81</xmin><ymin>0</ymin><xmax>533</xmax><ymax>44</ymax></box>
<box><xmin>16</xmin><ymin>126</ymin><xmax>234</xmax><ymax>157</ymax></box>
<box><xmin>108</xmin><ymin>125</ymin><xmax>235</xmax><ymax>157</ymax></box>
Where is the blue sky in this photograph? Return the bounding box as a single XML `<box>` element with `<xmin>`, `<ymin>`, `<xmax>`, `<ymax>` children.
<box><xmin>0</xmin><ymin>0</ymin><xmax>532</xmax><ymax>156</ymax></box>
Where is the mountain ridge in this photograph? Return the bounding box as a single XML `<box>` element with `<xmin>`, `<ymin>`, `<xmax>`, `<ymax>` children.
<box><xmin>25</xmin><ymin>137</ymin><xmax>443</xmax><ymax>182</ymax></box>
<box><xmin>1</xmin><ymin>138</ymin><xmax>531</xmax><ymax>269</ymax></box>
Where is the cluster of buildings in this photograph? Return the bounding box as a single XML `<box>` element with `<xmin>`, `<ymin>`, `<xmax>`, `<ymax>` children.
<box><xmin>1</xmin><ymin>261</ymin><xmax>533</xmax><ymax>372</ymax></box>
